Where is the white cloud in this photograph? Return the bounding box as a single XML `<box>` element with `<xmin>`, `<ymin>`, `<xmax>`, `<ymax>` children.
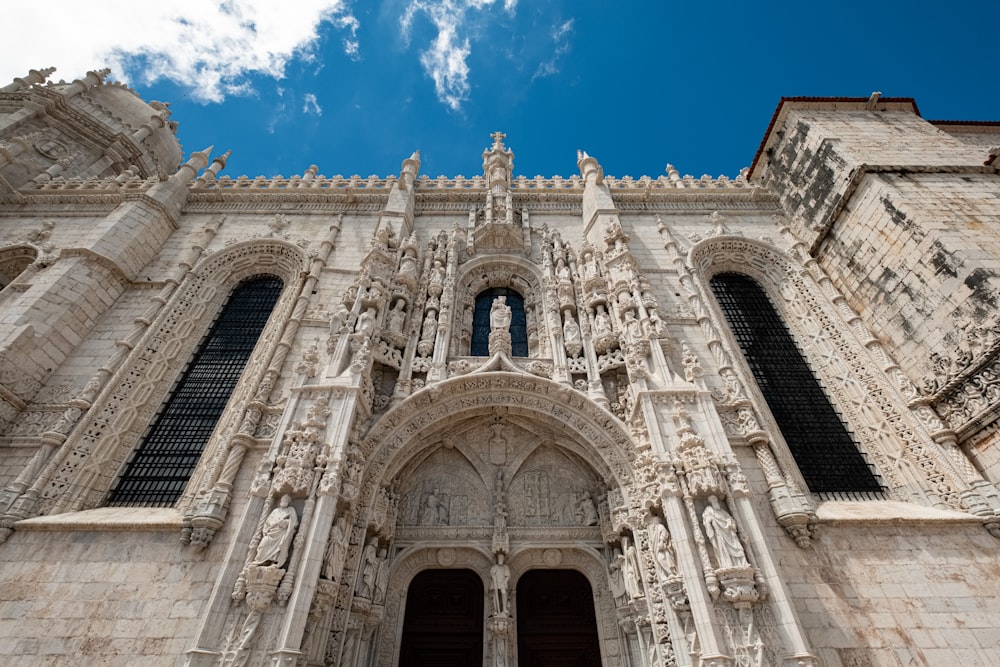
<box><xmin>400</xmin><ymin>0</ymin><xmax>514</xmax><ymax>111</ymax></box>
<box><xmin>303</xmin><ymin>93</ymin><xmax>323</xmax><ymax>115</ymax></box>
<box><xmin>1</xmin><ymin>1</ymin><xmax>360</xmax><ymax>103</ymax></box>
<box><xmin>532</xmin><ymin>18</ymin><xmax>574</xmax><ymax>82</ymax></box>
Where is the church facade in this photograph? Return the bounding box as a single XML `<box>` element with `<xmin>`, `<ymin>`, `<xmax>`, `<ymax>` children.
<box><xmin>0</xmin><ymin>69</ymin><xmax>999</xmax><ymax>666</ymax></box>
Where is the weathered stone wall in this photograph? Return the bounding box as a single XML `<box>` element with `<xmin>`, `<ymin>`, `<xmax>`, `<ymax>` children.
<box><xmin>816</xmin><ymin>171</ymin><xmax>1000</xmax><ymax>381</ymax></box>
<box><xmin>738</xmin><ymin>447</ymin><xmax>1000</xmax><ymax>666</ymax></box>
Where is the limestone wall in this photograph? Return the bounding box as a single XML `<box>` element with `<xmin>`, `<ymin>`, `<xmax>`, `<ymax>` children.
<box><xmin>737</xmin><ymin>448</ymin><xmax>1000</xmax><ymax>666</ymax></box>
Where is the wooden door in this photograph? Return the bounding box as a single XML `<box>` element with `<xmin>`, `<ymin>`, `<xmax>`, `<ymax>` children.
<box><xmin>516</xmin><ymin>569</ymin><xmax>602</xmax><ymax>667</ymax></box>
<box><xmin>398</xmin><ymin>569</ymin><xmax>484</xmax><ymax>667</ymax></box>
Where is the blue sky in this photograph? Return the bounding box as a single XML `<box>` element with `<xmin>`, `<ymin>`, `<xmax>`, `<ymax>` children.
<box><xmin>5</xmin><ymin>1</ymin><xmax>999</xmax><ymax>181</ymax></box>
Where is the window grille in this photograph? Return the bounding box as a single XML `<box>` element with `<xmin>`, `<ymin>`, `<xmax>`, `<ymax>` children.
<box><xmin>106</xmin><ymin>276</ymin><xmax>283</xmax><ymax>506</ymax></box>
<box><xmin>710</xmin><ymin>273</ymin><xmax>884</xmax><ymax>495</ymax></box>
<box><xmin>471</xmin><ymin>287</ymin><xmax>528</xmax><ymax>356</ymax></box>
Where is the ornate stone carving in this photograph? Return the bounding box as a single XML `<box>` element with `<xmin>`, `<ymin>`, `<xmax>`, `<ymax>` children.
<box><xmin>252</xmin><ymin>494</ymin><xmax>298</xmax><ymax>568</ymax></box>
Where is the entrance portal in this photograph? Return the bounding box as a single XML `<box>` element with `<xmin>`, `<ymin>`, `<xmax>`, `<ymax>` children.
<box><xmin>399</xmin><ymin>569</ymin><xmax>484</xmax><ymax>667</ymax></box>
<box><xmin>516</xmin><ymin>570</ymin><xmax>602</xmax><ymax>667</ymax></box>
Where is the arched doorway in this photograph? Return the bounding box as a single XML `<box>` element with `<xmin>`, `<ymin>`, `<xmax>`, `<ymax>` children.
<box><xmin>516</xmin><ymin>570</ymin><xmax>601</xmax><ymax>667</ymax></box>
<box><xmin>399</xmin><ymin>569</ymin><xmax>485</xmax><ymax>666</ymax></box>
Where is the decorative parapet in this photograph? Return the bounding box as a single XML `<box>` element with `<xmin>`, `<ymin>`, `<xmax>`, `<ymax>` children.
<box><xmin>19</xmin><ymin>170</ymin><xmax>752</xmax><ymax>193</ymax></box>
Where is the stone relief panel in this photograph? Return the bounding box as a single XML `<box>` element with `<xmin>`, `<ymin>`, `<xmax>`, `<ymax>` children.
<box><xmin>508</xmin><ymin>445</ymin><xmax>600</xmax><ymax>527</ymax></box>
<box><xmin>396</xmin><ymin>447</ymin><xmax>491</xmax><ymax>527</ymax></box>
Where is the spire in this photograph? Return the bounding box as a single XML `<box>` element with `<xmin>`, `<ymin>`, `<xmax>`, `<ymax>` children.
<box><xmin>483</xmin><ymin>132</ymin><xmax>513</xmax><ymax>194</ymax></box>
<box><xmin>577</xmin><ymin>149</ymin><xmax>603</xmax><ymax>185</ymax></box>
<box><xmin>400</xmin><ymin>150</ymin><xmax>421</xmax><ymax>189</ymax></box>
<box><xmin>1</xmin><ymin>66</ymin><xmax>56</xmax><ymax>93</ymax></box>
<box><xmin>62</xmin><ymin>69</ymin><xmax>110</xmax><ymax>98</ymax></box>
<box><xmin>194</xmin><ymin>149</ymin><xmax>231</xmax><ymax>186</ymax></box>
<box><xmin>170</xmin><ymin>146</ymin><xmax>212</xmax><ymax>184</ymax></box>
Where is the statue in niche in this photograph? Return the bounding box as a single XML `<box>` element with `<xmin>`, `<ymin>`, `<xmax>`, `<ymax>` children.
<box><xmin>491</xmin><ymin>553</ymin><xmax>511</xmax><ymax>616</ymax></box>
<box><xmin>593</xmin><ymin>305</ymin><xmax>613</xmax><ymax>337</ymax></box>
<box><xmin>356</xmin><ymin>538</ymin><xmax>379</xmax><ymax>599</ymax></box>
<box><xmin>253</xmin><ymin>495</ymin><xmax>298</xmax><ymax>568</ymax></box>
<box><xmin>556</xmin><ymin>257</ymin><xmax>572</xmax><ymax>283</ymax></box>
<box><xmin>646</xmin><ymin>307</ymin><xmax>666</xmax><ymax>338</ymax></box>
<box><xmin>330</xmin><ymin>303</ymin><xmax>350</xmax><ymax>336</ymax></box>
<box><xmin>398</xmin><ymin>248</ymin><xmax>418</xmax><ymax>282</ymax></box>
<box><xmin>649</xmin><ymin>520</ymin><xmax>676</xmax><ymax>576</ymax></box>
<box><xmin>623</xmin><ymin>542</ymin><xmax>644</xmax><ymax>599</ymax></box>
<box><xmin>428</xmin><ymin>260</ymin><xmax>445</xmax><ymax>296</ymax></box>
<box><xmin>702</xmin><ymin>495</ymin><xmax>749</xmax><ymax>569</ymax></box>
<box><xmin>387</xmin><ymin>299</ymin><xmax>407</xmax><ymax>334</ymax></box>
<box><xmin>374</xmin><ymin>547</ymin><xmax>390</xmax><ymax>604</ymax></box>
<box><xmin>563</xmin><ymin>312</ymin><xmax>582</xmax><ymax>356</ymax></box>
<box><xmin>575</xmin><ymin>491</ymin><xmax>598</xmax><ymax>525</ymax></box>
<box><xmin>582</xmin><ymin>252</ymin><xmax>598</xmax><ymax>280</ymax></box>
<box><xmin>623</xmin><ymin>309</ymin><xmax>642</xmax><ymax>342</ymax></box>
<box><xmin>322</xmin><ymin>516</ymin><xmax>348</xmax><ymax>581</ymax></box>
<box><xmin>420</xmin><ymin>488</ymin><xmax>449</xmax><ymax>525</ymax></box>
<box><xmin>356</xmin><ymin>306</ymin><xmax>377</xmax><ymax>337</ymax></box>
<box><xmin>421</xmin><ymin>310</ymin><xmax>437</xmax><ymax>342</ymax></box>
<box><xmin>490</xmin><ymin>296</ymin><xmax>512</xmax><ymax>331</ymax></box>
<box><xmin>608</xmin><ymin>550</ymin><xmax>628</xmax><ymax>606</ymax></box>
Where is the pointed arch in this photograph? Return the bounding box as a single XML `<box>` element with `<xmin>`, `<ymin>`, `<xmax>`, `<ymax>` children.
<box><xmin>0</xmin><ymin>244</ymin><xmax>38</xmax><ymax>288</ymax></box>
<box><xmin>454</xmin><ymin>255</ymin><xmax>546</xmax><ymax>357</ymax></box>
<box><xmin>107</xmin><ymin>275</ymin><xmax>284</xmax><ymax>506</ymax></box>
<box><xmin>709</xmin><ymin>271</ymin><xmax>882</xmax><ymax>494</ymax></box>
<box><xmin>358</xmin><ymin>373</ymin><xmax>636</xmax><ymax>509</ymax></box>
<box><xmin>39</xmin><ymin>240</ymin><xmax>307</xmax><ymax>514</ymax></box>
<box><xmin>688</xmin><ymin>235</ymin><xmax>965</xmax><ymax>507</ymax></box>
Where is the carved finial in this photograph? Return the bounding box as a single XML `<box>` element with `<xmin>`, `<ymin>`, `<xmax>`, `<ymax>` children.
<box><xmin>490</xmin><ymin>131</ymin><xmax>507</xmax><ymax>148</ymax></box>
<box><xmin>866</xmin><ymin>91</ymin><xmax>882</xmax><ymax>111</ymax></box>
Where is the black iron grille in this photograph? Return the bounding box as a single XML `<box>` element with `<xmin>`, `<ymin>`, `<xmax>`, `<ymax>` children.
<box><xmin>710</xmin><ymin>273</ymin><xmax>884</xmax><ymax>495</ymax></box>
<box><xmin>106</xmin><ymin>276</ymin><xmax>283</xmax><ymax>506</ymax></box>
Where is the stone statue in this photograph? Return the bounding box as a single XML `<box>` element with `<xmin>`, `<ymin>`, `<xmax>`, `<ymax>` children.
<box><xmin>563</xmin><ymin>314</ymin><xmax>581</xmax><ymax>345</ymax></box>
<box><xmin>582</xmin><ymin>252</ymin><xmax>598</xmax><ymax>280</ymax></box>
<box><xmin>594</xmin><ymin>306</ymin><xmax>612</xmax><ymax>337</ymax></box>
<box><xmin>374</xmin><ymin>547</ymin><xmax>390</xmax><ymax>604</ymax></box>
<box><xmin>421</xmin><ymin>310</ymin><xmax>438</xmax><ymax>342</ymax></box>
<box><xmin>649</xmin><ymin>520</ymin><xmax>676</xmax><ymax>576</ymax></box>
<box><xmin>623</xmin><ymin>543</ymin><xmax>644</xmax><ymax>599</ymax></box>
<box><xmin>420</xmin><ymin>488</ymin><xmax>448</xmax><ymax>525</ymax></box>
<box><xmin>356</xmin><ymin>538</ymin><xmax>379</xmax><ymax>599</ymax></box>
<box><xmin>623</xmin><ymin>309</ymin><xmax>642</xmax><ymax>342</ymax></box>
<box><xmin>608</xmin><ymin>551</ymin><xmax>628</xmax><ymax>606</ymax></box>
<box><xmin>253</xmin><ymin>495</ymin><xmax>298</xmax><ymax>568</ymax></box>
<box><xmin>387</xmin><ymin>299</ymin><xmax>406</xmax><ymax>333</ymax></box>
<box><xmin>428</xmin><ymin>259</ymin><xmax>445</xmax><ymax>296</ymax></box>
<box><xmin>322</xmin><ymin>516</ymin><xmax>347</xmax><ymax>581</ymax></box>
<box><xmin>556</xmin><ymin>257</ymin><xmax>571</xmax><ymax>283</ymax></box>
<box><xmin>356</xmin><ymin>306</ymin><xmax>376</xmax><ymax>337</ymax></box>
<box><xmin>490</xmin><ymin>553</ymin><xmax>511</xmax><ymax>615</ymax></box>
<box><xmin>575</xmin><ymin>491</ymin><xmax>598</xmax><ymax>526</ymax></box>
<box><xmin>330</xmin><ymin>303</ymin><xmax>350</xmax><ymax>335</ymax></box>
<box><xmin>398</xmin><ymin>248</ymin><xmax>417</xmax><ymax>281</ymax></box>
<box><xmin>490</xmin><ymin>296</ymin><xmax>512</xmax><ymax>331</ymax></box>
<box><xmin>702</xmin><ymin>495</ymin><xmax>749</xmax><ymax>569</ymax></box>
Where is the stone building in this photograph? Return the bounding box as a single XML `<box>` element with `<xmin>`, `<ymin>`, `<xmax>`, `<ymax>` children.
<box><xmin>0</xmin><ymin>69</ymin><xmax>998</xmax><ymax>666</ymax></box>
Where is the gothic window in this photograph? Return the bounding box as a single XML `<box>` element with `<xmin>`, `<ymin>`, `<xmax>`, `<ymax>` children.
<box><xmin>471</xmin><ymin>287</ymin><xmax>528</xmax><ymax>356</ymax></box>
<box><xmin>106</xmin><ymin>275</ymin><xmax>284</xmax><ymax>507</ymax></box>
<box><xmin>0</xmin><ymin>246</ymin><xmax>37</xmax><ymax>289</ymax></box>
<box><xmin>710</xmin><ymin>272</ymin><xmax>884</xmax><ymax>496</ymax></box>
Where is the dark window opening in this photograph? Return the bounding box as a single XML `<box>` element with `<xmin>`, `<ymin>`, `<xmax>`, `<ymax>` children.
<box><xmin>710</xmin><ymin>273</ymin><xmax>883</xmax><ymax>496</ymax></box>
<box><xmin>107</xmin><ymin>275</ymin><xmax>283</xmax><ymax>507</ymax></box>
<box><xmin>471</xmin><ymin>287</ymin><xmax>528</xmax><ymax>356</ymax></box>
